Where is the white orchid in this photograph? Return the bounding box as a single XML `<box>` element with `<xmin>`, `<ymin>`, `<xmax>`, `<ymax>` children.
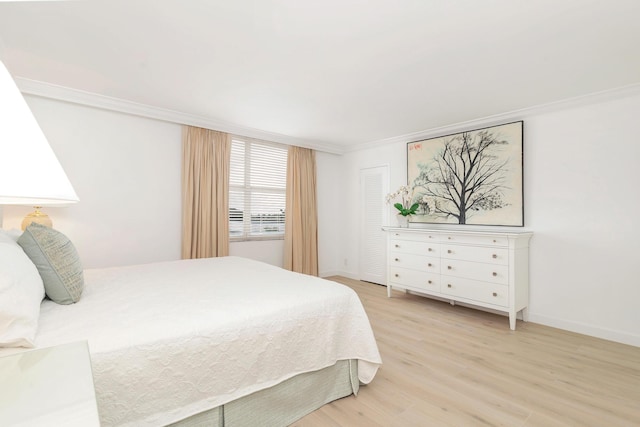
<box><xmin>386</xmin><ymin>185</ymin><xmax>419</xmax><ymax>216</ymax></box>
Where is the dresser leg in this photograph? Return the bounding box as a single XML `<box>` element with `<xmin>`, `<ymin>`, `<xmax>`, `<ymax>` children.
<box><xmin>509</xmin><ymin>312</ymin><xmax>516</xmax><ymax>330</ymax></box>
<box><xmin>521</xmin><ymin>307</ymin><xmax>529</xmax><ymax>322</ymax></box>
<box><xmin>387</xmin><ymin>285</ymin><xmax>392</xmax><ymax>298</ymax></box>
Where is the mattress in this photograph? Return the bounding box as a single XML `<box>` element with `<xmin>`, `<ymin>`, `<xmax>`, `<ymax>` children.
<box><xmin>24</xmin><ymin>256</ymin><xmax>382</xmax><ymax>426</ymax></box>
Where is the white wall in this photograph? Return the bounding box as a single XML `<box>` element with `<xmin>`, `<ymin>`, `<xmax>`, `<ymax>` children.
<box><xmin>329</xmin><ymin>90</ymin><xmax>640</xmax><ymax>346</ymax></box>
<box><xmin>524</xmin><ymin>92</ymin><xmax>640</xmax><ymax>346</ymax></box>
<box><xmin>316</xmin><ymin>151</ymin><xmax>346</xmax><ymax>276</ymax></box>
<box><xmin>229</xmin><ymin>240</ymin><xmax>283</xmax><ymax>266</ymax></box>
<box><xmin>2</xmin><ymin>96</ymin><xmax>183</xmax><ymax>268</ymax></box>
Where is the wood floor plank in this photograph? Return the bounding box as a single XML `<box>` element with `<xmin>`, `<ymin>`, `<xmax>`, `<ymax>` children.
<box><xmin>292</xmin><ymin>277</ymin><xmax>640</xmax><ymax>427</ymax></box>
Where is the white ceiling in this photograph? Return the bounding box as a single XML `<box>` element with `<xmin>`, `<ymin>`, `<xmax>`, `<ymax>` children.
<box><xmin>1</xmin><ymin>0</ymin><xmax>639</xmax><ymax>152</ymax></box>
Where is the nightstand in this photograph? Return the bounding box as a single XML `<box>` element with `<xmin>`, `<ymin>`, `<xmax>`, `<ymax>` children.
<box><xmin>0</xmin><ymin>341</ymin><xmax>100</xmax><ymax>426</ymax></box>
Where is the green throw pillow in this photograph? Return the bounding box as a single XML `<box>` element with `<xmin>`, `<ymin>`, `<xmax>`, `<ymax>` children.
<box><xmin>18</xmin><ymin>223</ymin><xmax>84</xmax><ymax>305</ymax></box>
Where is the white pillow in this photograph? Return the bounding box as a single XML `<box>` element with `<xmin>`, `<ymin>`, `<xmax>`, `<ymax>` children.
<box><xmin>1</xmin><ymin>228</ymin><xmax>22</xmax><ymax>242</ymax></box>
<box><xmin>0</xmin><ymin>231</ymin><xmax>45</xmax><ymax>348</ymax></box>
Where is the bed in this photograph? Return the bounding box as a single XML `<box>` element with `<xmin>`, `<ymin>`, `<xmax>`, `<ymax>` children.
<box><xmin>0</xmin><ymin>246</ymin><xmax>382</xmax><ymax>426</ymax></box>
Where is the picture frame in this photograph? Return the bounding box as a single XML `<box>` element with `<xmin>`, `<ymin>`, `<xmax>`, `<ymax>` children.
<box><xmin>407</xmin><ymin>121</ymin><xmax>523</xmax><ymax>226</ymax></box>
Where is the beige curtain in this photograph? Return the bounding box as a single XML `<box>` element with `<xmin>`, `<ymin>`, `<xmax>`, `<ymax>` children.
<box><xmin>284</xmin><ymin>146</ymin><xmax>318</xmax><ymax>276</ymax></box>
<box><xmin>181</xmin><ymin>126</ymin><xmax>231</xmax><ymax>259</ymax></box>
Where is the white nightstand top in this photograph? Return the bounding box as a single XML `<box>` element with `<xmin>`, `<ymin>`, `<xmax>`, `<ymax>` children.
<box><xmin>0</xmin><ymin>341</ymin><xmax>100</xmax><ymax>426</ymax></box>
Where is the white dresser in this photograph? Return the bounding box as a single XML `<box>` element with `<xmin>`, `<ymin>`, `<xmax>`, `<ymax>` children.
<box><xmin>384</xmin><ymin>227</ymin><xmax>532</xmax><ymax>330</ymax></box>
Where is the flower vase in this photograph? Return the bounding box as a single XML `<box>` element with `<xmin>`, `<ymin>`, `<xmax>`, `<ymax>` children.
<box><xmin>397</xmin><ymin>215</ymin><xmax>410</xmax><ymax>228</ymax></box>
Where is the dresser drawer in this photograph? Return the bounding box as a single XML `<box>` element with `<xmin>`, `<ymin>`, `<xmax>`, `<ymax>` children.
<box><xmin>389</xmin><ymin>267</ymin><xmax>440</xmax><ymax>292</ymax></box>
<box><xmin>441</xmin><ymin>259</ymin><xmax>509</xmax><ymax>285</ymax></box>
<box><xmin>441</xmin><ymin>244</ymin><xmax>508</xmax><ymax>265</ymax></box>
<box><xmin>389</xmin><ymin>239</ymin><xmax>440</xmax><ymax>256</ymax></box>
<box><xmin>389</xmin><ymin>253</ymin><xmax>440</xmax><ymax>273</ymax></box>
<box><xmin>441</xmin><ymin>233</ymin><xmax>508</xmax><ymax>247</ymax></box>
<box><xmin>441</xmin><ymin>277</ymin><xmax>509</xmax><ymax>307</ymax></box>
<box><xmin>388</xmin><ymin>231</ymin><xmax>441</xmax><ymax>242</ymax></box>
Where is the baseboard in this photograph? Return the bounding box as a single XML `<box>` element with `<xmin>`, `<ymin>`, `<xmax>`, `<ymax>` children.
<box><xmin>528</xmin><ymin>314</ymin><xmax>640</xmax><ymax>347</ymax></box>
<box><xmin>319</xmin><ymin>270</ymin><xmax>359</xmax><ymax>281</ymax></box>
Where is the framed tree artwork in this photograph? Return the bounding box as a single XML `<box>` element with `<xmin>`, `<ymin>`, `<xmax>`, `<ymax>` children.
<box><xmin>407</xmin><ymin>121</ymin><xmax>523</xmax><ymax>226</ymax></box>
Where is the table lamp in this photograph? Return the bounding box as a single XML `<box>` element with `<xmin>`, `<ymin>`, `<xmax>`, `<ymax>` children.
<box><xmin>0</xmin><ymin>58</ymin><xmax>79</xmax><ymax>229</ymax></box>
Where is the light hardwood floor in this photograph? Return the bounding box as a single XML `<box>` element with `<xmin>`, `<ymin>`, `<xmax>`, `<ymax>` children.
<box><xmin>293</xmin><ymin>277</ymin><xmax>640</xmax><ymax>427</ymax></box>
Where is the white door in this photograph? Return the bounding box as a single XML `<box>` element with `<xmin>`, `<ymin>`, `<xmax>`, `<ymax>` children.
<box><xmin>359</xmin><ymin>166</ymin><xmax>388</xmax><ymax>284</ymax></box>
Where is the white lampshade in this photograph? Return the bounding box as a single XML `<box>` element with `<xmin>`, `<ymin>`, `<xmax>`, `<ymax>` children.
<box><xmin>0</xmin><ymin>59</ymin><xmax>79</xmax><ymax>206</ymax></box>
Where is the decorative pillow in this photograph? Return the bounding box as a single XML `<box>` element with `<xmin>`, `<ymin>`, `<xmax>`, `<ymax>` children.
<box><xmin>0</xmin><ymin>231</ymin><xmax>45</xmax><ymax>348</ymax></box>
<box><xmin>17</xmin><ymin>223</ymin><xmax>84</xmax><ymax>305</ymax></box>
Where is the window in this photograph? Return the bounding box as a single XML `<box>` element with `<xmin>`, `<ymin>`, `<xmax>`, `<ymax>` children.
<box><xmin>229</xmin><ymin>137</ymin><xmax>288</xmax><ymax>240</ymax></box>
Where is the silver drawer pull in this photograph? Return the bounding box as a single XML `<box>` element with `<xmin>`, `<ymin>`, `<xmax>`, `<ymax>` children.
<box><xmin>447</xmin><ymin>250</ymin><xmax>452</xmax><ymax>254</ymax></box>
<box><xmin>492</xmin><ymin>292</ymin><xmax>498</xmax><ymax>297</ymax></box>
<box><xmin>395</xmin><ymin>258</ymin><xmax>399</xmax><ymax>261</ymax></box>
<box><xmin>395</xmin><ymin>244</ymin><xmax>400</xmax><ymax>248</ymax></box>
<box><xmin>428</xmin><ymin>263</ymin><xmax>432</xmax><ymax>267</ymax></box>
<box><xmin>493</xmin><ymin>239</ymin><xmax>497</xmax><ymax>243</ymax></box>
<box><xmin>492</xmin><ymin>272</ymin><xmax>497</xmax><ymax>277</ymax></box>
<box><xmin>447</xmin><ymin>266</ymin><xmax>452</xmax><ymax>270</ymax></box>
<box><xmin>448</xmin><ymin>236</ymin><xmax>452</xmax><ymax>240</ymax></box>
<box><xmin>395</xmin><ymin>274</ymin><xmax>399</xmax><ymax>277</ymax></box>
<box><xmin>428</xmin><ymin>280</ymin><xmax>432</xmax><ymax>284</ymax></box>
<box><xmin>447</xmin><ymin>284</ymin><xmax>452</xmax><ymax>288</ymax></box>
<box><xmin>428</xmin><ymin>248</ymin><xmax>432</xmax><ymax>252</ymax></box>
<box><xmin>492</xmin><ymin>254</ymin><xmax>497</xmax><ymax>259</ymax></box>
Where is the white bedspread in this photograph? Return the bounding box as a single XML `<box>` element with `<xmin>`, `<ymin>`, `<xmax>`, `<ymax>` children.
<box><xmin>28</xmin><ymin>257</ymin><xmax>381</xmax><ymax>426</ymax></box>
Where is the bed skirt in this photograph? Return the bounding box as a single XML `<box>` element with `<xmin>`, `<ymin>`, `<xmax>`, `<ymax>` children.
<box><xmin>168</xmin><ymin>359</ymin><xmax>359</xmax><ymax>427</ymax></box>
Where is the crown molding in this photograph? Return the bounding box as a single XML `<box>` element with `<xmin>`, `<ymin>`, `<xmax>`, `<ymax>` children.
<box><xmin>348</xmin><ymin>82</ymin><xmax>640</xmax><ymax>153</ymax></box>
<box><xmin>16</xmin><ymin>77</ymin><xmax>640</xmax><ymax>156</ymax></box>
<box><xmin>15</xmin><ymin>78</ymin><xmax>347</xmax><ymax>155</ymax></box>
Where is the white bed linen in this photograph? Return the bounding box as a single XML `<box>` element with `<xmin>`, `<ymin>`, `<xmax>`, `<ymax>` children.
<box><xmin>21</xmin><ymin>256</ymin><xmax>381</xmax><ymax>426</ymax></box>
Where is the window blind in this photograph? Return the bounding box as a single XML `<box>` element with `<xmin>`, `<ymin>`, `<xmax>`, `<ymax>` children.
<box><xmin>229</xmin><ymin>137</ymin><xmax>287</xmax><ymax>240</ymax></box>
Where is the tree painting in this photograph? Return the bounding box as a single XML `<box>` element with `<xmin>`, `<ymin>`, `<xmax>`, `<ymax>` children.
<box><xmin>407</xmin><ymin>121</ymin><xmax>523</xmax><ymax>226</ymax></box>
